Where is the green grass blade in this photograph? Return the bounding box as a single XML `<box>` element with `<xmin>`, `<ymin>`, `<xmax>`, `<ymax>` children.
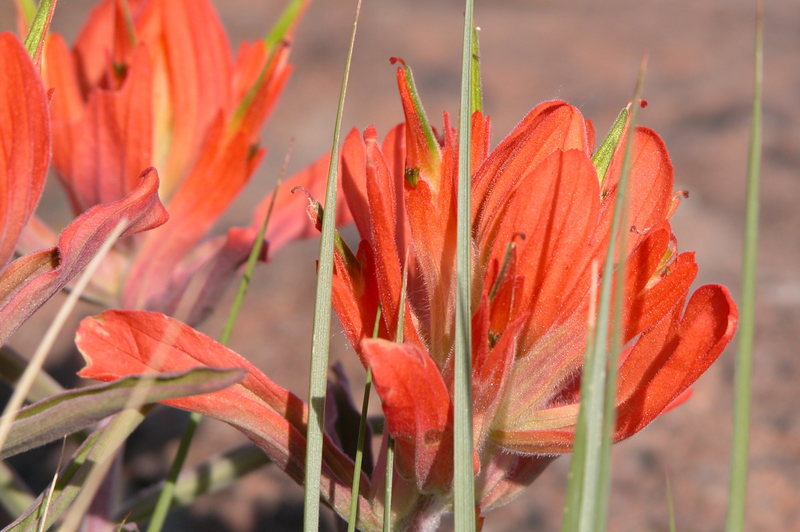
<box><xmin>726</xmin><ymin>2</ymin><xmax>763</xmax><ymax>530</ymax></box>
<box><xmin>454</xmin><ymin>1</ymin><xmax>476</xmax><ymax>530</ymax></box>
<box><xmin>36</xmin><ymin>440</ymin><xmax>65</xmax><ymax>532</ymax></box>
<box><xmin>303</xmin><ymin>2</ymin><xmax>363</xmax><ymax>530</ymax></box>
<box><xmin>563</xmin><ymin>60</ymin><xmax>647</xmax><ymax>532</ymax></box>
<box><xmin>383</xmin><ymin>437</ymin><xmax>395</xmax><ymax>532</ymax></box>
<box><xmin>146</xmin><ymin>152</ymin><xmax>290</xmax><ymax>532</ymax></box>
<box><xmin>665</xmin><ymin>470</ymin><xmax>677</xmax><ymax>532</ymax></box>
<box><xmin>145</xmin><ymin>412</ymin><xmax>201</xmax><ymax>532</ymax></box>
<box><xmin>596</xmin><ymin>61</ymin><xmax>648</xmax><ymax>528</ymax></box>
<box><xmin>346</xmin><ymin>307</ymin><xmax>382</xmax><ymax>532</ymax></box>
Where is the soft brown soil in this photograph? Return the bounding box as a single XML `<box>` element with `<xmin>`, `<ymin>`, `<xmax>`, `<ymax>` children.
<box><xmin>2</xmin><ymin>1</ymin><xmax>797</xmax><ymax>530</ymax></box>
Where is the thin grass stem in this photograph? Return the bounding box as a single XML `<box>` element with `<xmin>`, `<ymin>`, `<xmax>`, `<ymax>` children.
<box><xmin>146</xmin><ymin>149</ymin><xmax>291</xmax><ymax>532</ymax></box>
<box><xmin>725</xmin><ymin>2</ymin><xmax>763</xmax><ymax>530</ymax></box>
<box><xmin>346</xmin><ymin>307</ymin><xmax>382</xmax><ymax>532</ymax></box>
<box><xmin>454</xmin><ymin>1</ymin><xmax>477</xmax><ymax>530</ymax></box>
<box><xmin>303</xmin><ymin>2</ymin><xmax>363</xmax><ymax>530</ymax></box>
<box><xmin>563</xmin><ymin>59</ymin><xmax>647</xmax><ymax>532</ymax></box>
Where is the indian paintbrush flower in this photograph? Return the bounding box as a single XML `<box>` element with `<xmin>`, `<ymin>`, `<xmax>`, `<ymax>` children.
<box><xmin>74</xmin><ymin>62</ymin><xmax>738</xmax><ymax>529</ymax></box>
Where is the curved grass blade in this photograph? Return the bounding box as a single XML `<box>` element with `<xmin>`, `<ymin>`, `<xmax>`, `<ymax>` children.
<box><xmin>0</xmin><ymin>368</ymin><xmax>243</xmax><ymax>460</ymax></box>
<box><xmin>454</xmin><ymin>1</ymin><xmax>477</xmax><ymax>530</ymax></box>
<box><xmin>726</xmin><ymin>2</ymin><xmax>763</xmax><ymax>530</ymax></box>
<box><xmin>0</xmin><ymin>219</ymin><xmax>127</xmax><ymax>456</ymax></box>
<box><xmin>146</xmin><ymin>152</ymin><xmax>290</xmax><ymax>532</ymax></box>
<box><xmin>303</xmin><ymin>2</ymin><xmax>363</xmax><ymax>530</ymax></box>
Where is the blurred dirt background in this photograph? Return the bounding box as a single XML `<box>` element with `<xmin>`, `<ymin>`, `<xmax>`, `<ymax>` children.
<box><xmin>1</xmin><ymin>0</ymin><xmax>798</xmax><ymax>530</ymax></box>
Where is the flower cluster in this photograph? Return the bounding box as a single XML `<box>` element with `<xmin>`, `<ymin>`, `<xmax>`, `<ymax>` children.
<box><xmin>1</xmin><ymin>1</ymin><xmax>738</xmax><ymax>530</ymax></box>
<box><xmin>75</xmin><ymin>61</ymin><xmax>737</xmax><ymax>529</ymax></box>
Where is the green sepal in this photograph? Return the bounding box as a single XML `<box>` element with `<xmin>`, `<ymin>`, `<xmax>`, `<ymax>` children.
<box><xmin>264</xmin><ymin>0</ymin><xmax>308</xmax><ymax>48</ymax></box>
<box><xmin>22</xmin><ymin>0</ymin><xmax>57</xmax><ymax>65</ymax></box>
<box><xmin>396</xmin><ymin>60</ymin><xmax>441</xmax><ymax>166</ymax></box>
<box><xmin>404</xmin><ymin>167</ymin><xmax>420</xmax><ymax>187</ymax></box>
<box><xmin>591</xmin><ymin>107</ymin><xmax>628</xmax><ymax>186</ymax></box>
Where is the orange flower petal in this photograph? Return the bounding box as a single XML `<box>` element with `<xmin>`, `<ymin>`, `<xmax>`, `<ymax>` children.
<box><xmin>361</xmin><ymin>338</ymin><xmax>452</xmax><ymax>493</ymax></box>
<box><xmin>0</xmin><ymin>169</ymin><xmax>167</xmax><ymax>344</ymax></box>
<box><xmin>0</xmin><ymin>33</ymin><xmax>49</xmax><ymax>268</ymax></box>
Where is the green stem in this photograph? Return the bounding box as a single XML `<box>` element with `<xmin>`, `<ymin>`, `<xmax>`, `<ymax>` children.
<box><xmin>146</xmin><ymin>163</ymin><xmax>285</xmax><ymax>532</ymax></box>
<box><xmin>454</xmin><ymin>1</ymin><xmax>477</xmax><ymax>530</ymax></box>
<box><xmin>725</xmin><ymin>2</ymin><xmax>762</xmax><ymax>530</ymax></box>
<box><xmin>383</xmin><ymin>437</ymin><xmax>395</xmax><ymax>532</ymax></box>
<box><xmin>303</xmin><ymin>2</ymin><xmax>363</xmax><ymax>530</ymax></box>
<box><xmin>346</xmin><ymin>307</ymin><xmax>382</xmax><ymax>532</ymax></box>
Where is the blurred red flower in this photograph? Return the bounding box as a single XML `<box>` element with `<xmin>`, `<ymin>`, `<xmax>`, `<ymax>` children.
<box><xmin>26</xmin><ymin>0</ymin><xmax>310</xmax><ymax>324</ymax></box>
<box><xmin>0</xmin><ymin>32</ymin><xmax>166</xmax><ymax>345</ymax></box>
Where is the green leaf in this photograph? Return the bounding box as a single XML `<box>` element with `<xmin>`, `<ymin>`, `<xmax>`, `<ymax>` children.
<box><xmin>591</xmin><ymin>107</ymin><xmax>628</xmax><ymax>185</ymax></box>
<box><xmin>303</xmin><ymin>2</ymin><xmax>363</xmax><ymax>531</ymax></box>
<box><xmin>726</xmin><ymin>2</ymin><xmax>763</xmax><ymax>531</ymax></box>
<box><xmin>454</xmin><ymin>1</ymin><xmax>477</xmax><ymax>531</ymax></box>
<box><xmin>0</xmin><ymin>368</ymin><xmax>244</xmax><ymax>460</ymax></box>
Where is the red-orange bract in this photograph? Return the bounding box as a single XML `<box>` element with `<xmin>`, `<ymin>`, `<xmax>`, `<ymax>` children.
<box><xmin>27</xmin><ymin>0</ymin><xmax>310</xmax><ymax>324</ymax></box>
<box><xmin>75</xmin><ymin>63</ymin><xmax>737</xmax><ymax>529</ymax></box>
<box><xmin>0</xmin><ymin>32</ymin><xmax>167</xmax><ymax>345</ymax></box>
